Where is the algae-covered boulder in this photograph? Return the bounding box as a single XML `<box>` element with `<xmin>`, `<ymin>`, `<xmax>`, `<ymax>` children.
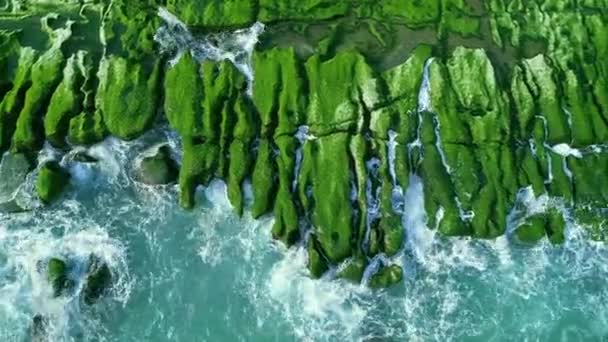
<box><xmin>134</xmin><ymin>145</ymin><xmax>179</xmax><ymax>185</ymax></box>
<box><xmin>83</xmin><ymin>255</ymin><xmax>112</xmax><ymax>305</ymax></box>
<box><xmin>36</xmin><ymin>161</ymin><xmax>70</xmax><ymax>204</ymax></box>
<box><xmin>515</xmin><ymin>215</ymin><xmax>546</xmax><ymax>244</ymax></box>
<box><xmin>47</xmin><ymin>257</ymin><xmax>69</xmax><ymax>297</ymax></box>
<box><xmin>338</xmin><ymin>256</ymin><xmax>366</xmax><ymax>283</ymax></box>
<box><xmin>369</xmin><ymin>264</ymin><xmax>403</xmax><ymax>288</ymax></box>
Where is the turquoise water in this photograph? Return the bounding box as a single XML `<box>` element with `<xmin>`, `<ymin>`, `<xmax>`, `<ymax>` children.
<box><xmin>1</xmin><ymin>129</ymin><xmax>608</xmax><ymax>341</ymax></box>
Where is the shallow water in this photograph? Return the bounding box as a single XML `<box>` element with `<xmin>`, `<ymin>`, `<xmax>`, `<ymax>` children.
<box><xmin>0</xmin><ymin>129</ymin><xmax>607</xmax><ymax>342</ymax></box>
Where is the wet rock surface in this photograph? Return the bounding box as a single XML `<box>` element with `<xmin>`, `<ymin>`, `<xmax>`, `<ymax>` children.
<box><xmin>133</xmin><ymin>145</ymin><xmax>179</xmax><ymax>185</ymax></box>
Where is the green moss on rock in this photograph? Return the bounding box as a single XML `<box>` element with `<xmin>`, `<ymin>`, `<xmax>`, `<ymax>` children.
<box><xmin>252</xmin><ymin>48</ymin><xmax>306</xmax><ymax>137</ymax></box>
<box><xmin>164</xmin><ymin>53</ymin><xmax>203</xmax><ymax>139</ymax></box>
<box><xmin>251</xmin><ymin>139</ymin><xmax>277</xmax><ymax>218</ymax></box>
<box><xmin>305</xmin><ymin>52</ymin><xmax>381</xmax><ymax>135</ymax></box>
<box><xmin>338</xmin><ymin>256</ymin><xmax>366</xmax><ymax>283</ymax></box>
<box><xmin>307</xmin><ymin>237</ymin><xmax>328</xmax><ymax>279</ymax></box>
<box><xmin>47</xmin><ymin>257</ymin><xmax>69</xmax><ymax>297</ymax></box>
<box><xmin>516</xmin><ymin>214</ymin><xmax>546</xmax><ymax>244</ymax></box>
<box><xmin>368</xmin><ymin>264</ymin><xmax>403</xmax><ymax>288</ymax></box>
<box><xmin>12</xmin><ymin>48</ymin><xmax>65</xmax><ymax>153</ymax></box>
<box><xmin>179</xmin><ymin>140</ymin><xmax>219</xmax><ymax>209</ymax></box>
<box><xmin>309</xmin><ymin>134</ymin><xmax>354</xmax><ymax>263</ymax></box>
<box><xmin>0</xmin><ymin>47</ymin><xmax>37</xmax><ymax>153</ymax></box>
<box><xmin>68</xmin><ymin>111</ymin><xmax>106</xmax><ymax>146</ymax></box>
<box><xmin>271</xmin><ymin>136</ymin><xmax>299</xmax><ymax>245</ymax></box>
<box><xmin>97</xmin><ymin>57</ymin><xmax>160</xmax><ymax>140</ymax></box>
<box><xmin>227</xmin><ymin>140</ymin><xmax>251</xmax><ymax>216</ymax></box>
<box><xmin>36</xmin><ymin>161</ymin><xmax>70</xmax><ymax>204</ymax></box>
<box><xmin>44</xmin><ymin>52</ymin><xmax>87</xmax><ymax>147</ymax></box>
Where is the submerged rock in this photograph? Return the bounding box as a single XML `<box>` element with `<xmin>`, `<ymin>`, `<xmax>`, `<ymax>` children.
<box><xmin>29</xmin><ymin>314</ymin><xmax>49</xmax><ymax>342</ymax></box>
<box><xmin>133</xmin><ymin>145</ymin><xmax>178</xmax><ymax>185</ymax></box>
<box><xmin>83</xmin><ymin>254</ymin><xmax>112</xmax><ymax>305</ymax></box>
<box><xmin>36</xmin><ymin>161</ymin><xmax>70</xmax><ymax>204</ymax></box>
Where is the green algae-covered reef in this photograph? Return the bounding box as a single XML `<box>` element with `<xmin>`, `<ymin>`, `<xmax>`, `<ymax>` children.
<box><xmin>0</xmin><ymin>0</ymin><xmax>607</xmax><ymax>288</ymax></box>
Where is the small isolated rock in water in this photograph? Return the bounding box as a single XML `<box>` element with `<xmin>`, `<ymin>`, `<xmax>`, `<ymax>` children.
<box><xmin>83</xmin><ymin>254</ymin><xmax>112</xmax><ymax>305</ymax></box>
<box><xmin>30</xmin><ymin>314</ymin><xmax>49</xmax><ymax>342</ymax></box>
<box><xmin>368</xmin><ymin>264</ymin><xmax>403</xmax><ymax>288</ymax></box>
<box><xmin>133</xmin><ymin>145</ymin><xmax>178</xmax><ymax>185</ymax></box>
<box><xmin>36</xmin><ymin>161</ymin><xmax>70</xmax><ymax>204</ymax></box>
<box><xmin>47</xmin><ymin>257</ymin><xmax>70</xmax><ymax>297</ymax></box>
<box><xmin>0</xmin><ymin>152</ymin><xmax>32</xmax><ymax>212</ymax></box>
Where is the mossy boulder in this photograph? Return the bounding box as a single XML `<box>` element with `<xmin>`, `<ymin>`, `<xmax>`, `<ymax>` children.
<box><xmin>36</xmin><ymin>161</ymin><xmax>70</xmax><ymax>204</ymax></box>
<box><xmin>369</xmin><ymin>264</ymin><xmax>403</xmax><ymax>288</ymax></box>
<box><xmin>134</xmin><ymin>145</ymin><xmax>179</xmax><ymax>185</ymax></box>
<box><xmin>83</xmin><ymin>255</ymin><xmax>112</xmax><ymax>305</ymax></box>
<box><xmin>515</xmin><ymin>214</ymin><xmax>546</xmax><ymax>244</ymax></box>
<box><xmin>47</xmin><ymin>257</ymin><xmax>69</xmax><ymax>297</ymax></box>
<box><xmin>338</xmin><ymin>256</ymin><xmax>366</xmax><ymax>283</ymax></box>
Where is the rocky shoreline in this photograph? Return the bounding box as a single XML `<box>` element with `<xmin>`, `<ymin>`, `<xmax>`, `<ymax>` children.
<box><xmin>0</xmin><ymin>1</ymin><xmax>606</xmax><ymax>290</ymax></box>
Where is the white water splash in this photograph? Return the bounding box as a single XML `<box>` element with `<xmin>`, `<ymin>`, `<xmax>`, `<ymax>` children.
<box><xmin>362</xmin><ymin>158</ymin><xmax>381</xmax><ymax>252</ymax></box>
<box><xmin>388</xmin><ymin>131</ymin><xmax>404</xmax><ymax>212</ymax></box>
<box><xmin>154</xmin><ymin>7</ymin><xmax>264</xmax><ymax>95</ymax></box>
<box><xmin>549</xmin><ymin>143</ymin><xmax>583</xmax><ymax>159</ymax></box>
<box><xmin>292</xmin><ymin>126</ymin><xmax>316</xmax><ymax>193</ymax></box>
